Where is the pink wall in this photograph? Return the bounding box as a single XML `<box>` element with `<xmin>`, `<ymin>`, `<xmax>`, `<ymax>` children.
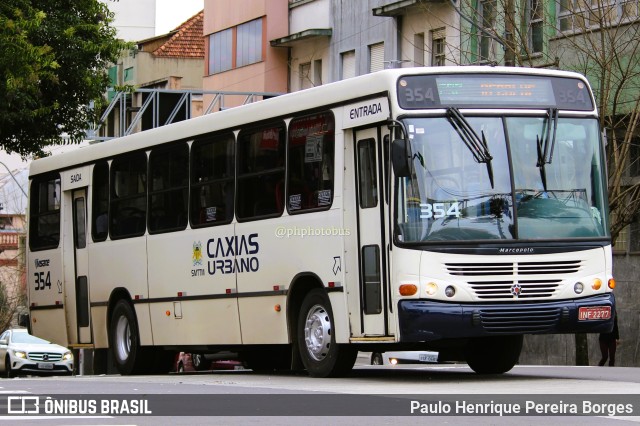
<box><xmin>203</xmin><ymin>0</ymin><xmax>289</xmax><ymax>100</ymax></box>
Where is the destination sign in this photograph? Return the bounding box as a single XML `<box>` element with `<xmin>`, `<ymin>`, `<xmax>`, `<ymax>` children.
<box><xmin>397</xmin><ymin>74</ymin><xmax>594</xmax><ymax>111</ymax></box>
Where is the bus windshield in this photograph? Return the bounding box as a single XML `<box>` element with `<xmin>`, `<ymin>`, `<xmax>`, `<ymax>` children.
<box><xmin>396</xmin><ymin>115</ymin><xmax>608</xmax><ymax>242</ymax></box>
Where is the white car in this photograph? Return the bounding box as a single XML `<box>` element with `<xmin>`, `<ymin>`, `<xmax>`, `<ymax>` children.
<box><xmin>370</xmin><ymin>351</ymin><xmax>439</xmax><ymax>365</ymax></box>
<box><xmin>0</xmin><ymin>329</ymin><xmax>73</xmax><ymax>377</ymax></box>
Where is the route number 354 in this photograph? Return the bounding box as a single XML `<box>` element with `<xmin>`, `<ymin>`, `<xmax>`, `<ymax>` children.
<box><xmin>34</xmin><ymin>271</ymin><xmax>52</xmax><ymax>291</ymax></box>
<box><xmin>420</xmin><ymin>202</ymin><xmax>461</xmax><ymax>219</ymax></box>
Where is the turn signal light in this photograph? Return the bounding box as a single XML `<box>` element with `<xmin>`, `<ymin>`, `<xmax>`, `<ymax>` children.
<box><xmin>608</xmin><ymin>278</ymin><xmax>616</xmax><ymax>289</ymax></box>
<box><xmin>399</xmin><ymin>284</ymin><xmax>418</xmax><ymax>296</ymax></box>
<box><xmin>592</xmin><ymin>279</ymin><xmax>602</xmax><ymax>291</ymax></box>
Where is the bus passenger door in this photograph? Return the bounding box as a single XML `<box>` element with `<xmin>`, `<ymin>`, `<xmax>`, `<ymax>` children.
<box><xmin>63</xmin><ymin>188</ymin><xmax>92</xmax><ymax>344</ymax></box>
<box><xmin>355</xmin><ymin>127</ymin><xmax>389</xmax><ymax>336</ymax></box>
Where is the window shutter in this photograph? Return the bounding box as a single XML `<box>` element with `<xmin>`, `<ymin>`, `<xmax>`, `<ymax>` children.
<box><xmin>369</xmin><ymin>43</ymin><xmax>385</xmax><ymax>73</ymax></box>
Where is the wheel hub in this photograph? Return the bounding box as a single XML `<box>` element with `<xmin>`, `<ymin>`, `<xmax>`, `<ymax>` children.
<box><xmin>304</xmin><ymin>304</ymin><xmax>331</xmax><ymax>361</ymax></box>
<box><xmin>115</xmin><ymin>316</ymin><xmax>131</xmax><ymax>362</ymax></box>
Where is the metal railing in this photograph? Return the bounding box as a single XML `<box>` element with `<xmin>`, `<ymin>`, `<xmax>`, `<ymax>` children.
<box><xmin>91</xmin><ymin>88</ymin><xmax>283</xmax><ymax>141</ymax></box>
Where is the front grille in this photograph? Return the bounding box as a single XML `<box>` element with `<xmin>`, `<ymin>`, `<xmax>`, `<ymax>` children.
<box><xmin>478</xmin><ymin>306</ymin><xmax>562</xmax><ymax>333</ymax></box>
<box><xmin>28</xmin><ymin>352</ymin><xmax>63</xmax><ymax>362</ymax></box>
<box><xmin>445</xmin><ymin>260</ymin><xmax>582</xmax><ymax>300</ymax></box>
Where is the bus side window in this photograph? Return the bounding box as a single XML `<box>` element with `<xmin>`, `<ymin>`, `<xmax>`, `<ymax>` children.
<box><xmin>92</xmin><ymin>161</ymin><xmax>109</xmax><ymax>241</ymax></box>
<box><xmin>236</xmin><ymin>122</ymin><xmax>286</xmax><ymax>220</ymax></box>
<box><xmin>148</xmin><ymin>143</ymin><xmax>189</xmax><ymax>234</ymax></box>
<box><xmin>29</xmin><ymin>174</ymin><xmax>61</xmax><ymax>250</ymax></box>
<box><xmin>287</xmin><ymin>111</ymin><xmax>335</xmax><ymax>213</ymax></box>
<box><xmin>190</xmin><ymin>133</ymin><xmax>235</xmax><ymax>227</ymax></box>
<box><xmin>110</xmin><ymin>152</ymin><xmax>147</xmax><ymax>239</ymax></box>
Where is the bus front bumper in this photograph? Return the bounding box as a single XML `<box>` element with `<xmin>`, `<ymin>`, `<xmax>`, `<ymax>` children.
<box><xmin>397</xmin><ymin>293</ymin><xmax>615</xmax><ymax>342</ymax></box>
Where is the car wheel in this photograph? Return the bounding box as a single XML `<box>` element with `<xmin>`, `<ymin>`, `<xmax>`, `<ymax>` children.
<box><xmin>297</xmin><ymin>289</ymin><xmax>356</xmax><ymax>378</ymax></box>
<box><xmin>192</xmin><ymin>353</ymin><xmax>207</xmax><ymax>371</ymax></box>
<box><xmin>110</xmin><ymin>299</ymin><xmax>146</xmax><ymax>375</ymax></box>
<box><xmin>371</xmin><ymin>353</ymin><xmax>384</xmax><ymax>365</ymax></box>
<box><xmin>5</xmin><ymin>356</ymin><xmax>13</xmax><ymax>378</ymax></box>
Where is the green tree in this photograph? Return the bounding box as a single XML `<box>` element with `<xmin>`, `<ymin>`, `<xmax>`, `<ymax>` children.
<box><xmin>0</xmin><ymin>0</ymin><xmax>127</xmax><ymax>157</ymax></box>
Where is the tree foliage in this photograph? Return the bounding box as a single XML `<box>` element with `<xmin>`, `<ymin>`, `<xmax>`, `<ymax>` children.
<box><xmin>0</xmin><ymin>0</ymin><xmax>127</xmax><ymax>158</ymax></box>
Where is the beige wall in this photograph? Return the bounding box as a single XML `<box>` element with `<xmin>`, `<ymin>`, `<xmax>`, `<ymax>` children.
<box><xmin>400</xmin><ymin>4</ymin><xmax>460</xmax><ymax>67</ymax></box>
<box><xmin>203</xmin><ymin>0</ymin><xmax>288</xmax><ymax>103</ymax></box>
<box><xmin>121</xmin><ymin>52</ymin><xmax>204</xmax><ymax>89</ymax></box>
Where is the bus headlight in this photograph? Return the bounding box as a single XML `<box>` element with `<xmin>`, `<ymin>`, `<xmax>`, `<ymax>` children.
<box><xmin>445</xmin><ymin>286</ymin><xmax>456</xmax><ymax>297</ymax></box>
<box><xmin>425</xmin><ymin>282</ymin><xmax>438</xmax><ymax>296</ymax></box>
<box><xmin>574</xmin><ymin>282</ymin><xmax>584</xmax><ymax>294</ymax></box>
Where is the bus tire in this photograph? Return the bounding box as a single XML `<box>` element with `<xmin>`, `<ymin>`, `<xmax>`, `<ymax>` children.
<box><xmin>297</xmin><ymin>289</ymin><xmax>356</xmax><ymax>378</ymax></box>
<box><xmin>109</xmin><ymin>300</ymin><xmax>145</xmax><ymax>375</ymax></box>
<box><xmin>465</xmin><ymin>335</ymin><xmax>523</xmax><ymax>374</ymax></box>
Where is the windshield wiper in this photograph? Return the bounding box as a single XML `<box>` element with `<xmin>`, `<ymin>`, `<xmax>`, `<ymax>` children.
<box><xmin>536</xmin><ymin>108</ymin><xmax>559</xmax><ymax>191</ymax></box>
<box><xmin>447</xmin><ymin>107</ymin><xmax>494</xmax><ymax>188</ymax></box>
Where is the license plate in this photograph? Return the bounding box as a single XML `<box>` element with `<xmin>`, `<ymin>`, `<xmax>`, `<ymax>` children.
<box><xmin>419</xmin><ymin>353</ymin><xmax>438</xmax><ymax>363</ymax></box>
<box><xmin>578</xmin><ymin>306</ymin><xmax>611</xmax><ymax>321</ymax></box>
<box><xmin>37</xmin><ymin>363</ymin><xmax>54</xmax><ymax>370</ymax></box>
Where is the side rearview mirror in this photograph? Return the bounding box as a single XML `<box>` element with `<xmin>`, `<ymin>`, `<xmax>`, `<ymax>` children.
<box><xmin>391</xmin><ymin>138</ymin><xmax>411</xmax><ymax>177</ymax></box>
<box><xmin>0</xmin><ymin>339</ymin><xmax>7</xmax><ymax>346</ymax></box>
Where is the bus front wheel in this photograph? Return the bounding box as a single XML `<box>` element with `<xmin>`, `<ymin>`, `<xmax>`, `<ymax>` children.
<box><xmin>110</xmin><ymin>300</ymin><xmax>145</xmax><ymax>375</ymax></box>
<box><xmin>297</xmin><ymin>289</ymin><xmax>356</xmax><ymax>378</ymax></box>
<box><xmin>465</xmin><ymin>335</ymin><xmax>523</xmax><ymax>374</ymax></box>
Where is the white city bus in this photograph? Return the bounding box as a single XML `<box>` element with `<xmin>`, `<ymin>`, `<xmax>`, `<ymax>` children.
<box><xmin>27</xmin><ymin>67</ymin><xmax>616</xmax><ymax>377</ymax></box>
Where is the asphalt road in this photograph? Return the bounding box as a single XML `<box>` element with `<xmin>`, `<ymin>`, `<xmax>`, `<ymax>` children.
<box><xmin>0</xmin><ymin>356</ymin><xmax>638</xmax><ymax>425</ymax></box>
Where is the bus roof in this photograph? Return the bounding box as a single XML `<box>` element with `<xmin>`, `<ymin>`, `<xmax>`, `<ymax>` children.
<box><xmin>29</xmin><ymin>66</ymin><xmax>591</xmax><ymax>177</ymax></box>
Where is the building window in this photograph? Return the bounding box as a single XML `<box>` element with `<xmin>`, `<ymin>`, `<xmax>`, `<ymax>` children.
<box><xmin>208</xmin><ymin>18</ymin><xmax>263</xmax><ymax>75</ymax></box>
<box><xmin>190</xmin><ymin>133</ymin><xmax>235</xmax><ymax>227</ymax></box>
<box><xmin>630</xmin><ymin>136</ymin><xmax>640</xmax><ymax>177</ymax></box>
<box><xmin>558</xmin><ymin>0</ymin><xmax>634</xmax><ymax>32</ymax></box>
<box><xmin>527</xmin><ymin>0</ymin><xmax>544</xmax><ymax>53</ymax></box>
<box><xmin>613</xmin><ymin>224</ymin><xmax>628</xmax><ymax>252</ymax></box>
<box><xmin>236</xmin><ymin>18</ymin><xmax>263</xmax><ymax>68</ymax></box>
<box><xmin>369</xmin><ymin>42</ymin><xmax>385</xmax><ymax>73</ymax></box>
<box><xmin>414</xmin><ymin>33</ymin><xmax>425</xmax><ymax>67</ymax></box>
<box><xmin>313</xmin><ymin>59</ymin><xmax>322</xmax><ymax>86</ymax></box>
<box><xmin>209</xmin><ymin>28</ymin><xmax>233</xmax><ymax>74</ymax></box>
<box><xmin>621</xmin><ymin>0</ymin><xmax>639</xmax><ymax>20</ymax></box>
<box><xmin>630</xmin><ymin>216</ymin><xmax>640</xmax><ymax>252</ymax></box>
<box><xmin>300</xmin><ymin>62</ymin><xmax>312</xmax><ymax>90</ymax></box>
<box><xmin>236</xmin><ymin>123</ymin><xmax>286</xmax><ymax>220</ymax></box>
<box><xmin>124</xmin><ymin>67</ymin><xmax>134</xmax><ymax>82</ymax></box>
<box><xmin>341</xmin><ymin>50</ymin><xmax>356</xmax><ymax>79</ymax></box>
<box><xmin>479</xmin><ymin>0</ymin><xmax>497</xmax><ymax>62</ymax></box>
<box><xmin>287</xmin><ymin>112</ymin><xmax>335</xmax><ymax>213</ymax></box>
<box><xmin>431</xmin><ymin>28</ymin><xmax>446</xmax><ymax>66</ymax></box>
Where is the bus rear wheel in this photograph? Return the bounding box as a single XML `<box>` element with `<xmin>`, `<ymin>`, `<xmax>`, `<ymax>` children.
<box><xmin>465</xmin><ymin>335</ymin><xmax>523</xmax><ymax>374</ymax></box>
<box><xmin>297</xmin><ymin>289</ymin><xmax>356</xmax><ymax>378</ymax></box>
<box><xmin>110</xmin><ymin>300</ymin><xmax>146</xmax><ymax>375</ymax></box>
